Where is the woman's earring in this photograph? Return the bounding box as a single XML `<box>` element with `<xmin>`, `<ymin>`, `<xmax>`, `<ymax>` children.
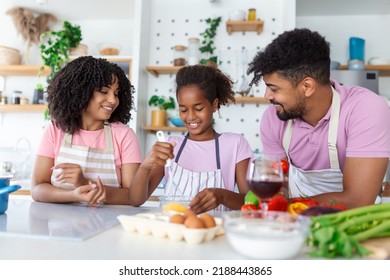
<box><xmin>218</xmin><ymin>109</ymin><xmax>222</xmax><ymax>119</ymax></box>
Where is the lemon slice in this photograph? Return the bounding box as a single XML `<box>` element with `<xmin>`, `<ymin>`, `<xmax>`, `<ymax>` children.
<box><xmin>163</xmin><ymin>202</ymin><xmax>187</xmax><ymax>213</ymax></box>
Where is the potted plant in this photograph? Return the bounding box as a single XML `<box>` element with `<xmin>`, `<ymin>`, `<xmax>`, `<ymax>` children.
<box><xmin>199</xmin><ymin>16</ymin><xmax>222</xmax><ymax>66</ymax></box>
<box><xmin>39</xmin><ymin>20</ymin><xmax>83</xmax><ymax>83</ymax></box>
<box><xmin>148</xmin><ymin>95</ymin><xmax>176</xmax><ymax>127</ymax></box>
<box><xmin>33</xmin><ymin>83</ymin><xmax>44</xmax><ymax>105</ymax></box>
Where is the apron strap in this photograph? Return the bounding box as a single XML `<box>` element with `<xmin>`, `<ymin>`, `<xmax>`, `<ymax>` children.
<box><xmin>328</xmin><ymin>87</ymin><xmax>341</xmax><ymax>169</ymax></box>
<box><xmin>175</xmin><ymin>133</ymin><xmax>189</xmax><ymax>163</ymax></box>
<box><xmin>175</xmin><ymin>131</ymin><xmax>221</xmax><ymax>169</ymax></box>
<box><xmin>282</xmin><ymin>120</ymin><xmax>293</xmax><ymax>162</ymax></box>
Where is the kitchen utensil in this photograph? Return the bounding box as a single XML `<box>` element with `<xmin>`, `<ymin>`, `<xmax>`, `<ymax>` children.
<box><xmin>223</xmin><ymin>210</ymin><xmax>311</xmax><ymax>259</ymax></box>
<box><xmin>0</xmin><ymin>175</ymin><xmax>21</xmax><ymax>214</ymax></box>
<box><xmin>156</xmin><ymin>130</ymin><xmax>171</xmax><ymax>167</ymax></box>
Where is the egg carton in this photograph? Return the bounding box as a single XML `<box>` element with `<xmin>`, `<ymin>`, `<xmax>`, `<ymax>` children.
<box><xmin>117</xmin><ymin>212</ymin><xmax>224</xmax><ymax>244</ymax></box>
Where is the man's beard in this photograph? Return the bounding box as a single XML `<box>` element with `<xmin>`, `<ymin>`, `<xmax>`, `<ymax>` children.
<box><xmin>273</xmin><ymin>98</ymin><xmax>305</xmax><ymax>121</ymax></box>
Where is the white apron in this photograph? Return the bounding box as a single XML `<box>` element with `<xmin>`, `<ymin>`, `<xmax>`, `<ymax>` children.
<box><xmin>165</xmin><ymin>132</ymin><xmax>228</xmax><ymax>211</ymax></box>
<box><xmin>51</xmin><ymin>123</ymin><xmax>120</xmax><ymax>189</ymax></box>
<box><xmin>282</xmin><ymin>87</ymin><xmax>343</xmax><ymax>198</ymax></box>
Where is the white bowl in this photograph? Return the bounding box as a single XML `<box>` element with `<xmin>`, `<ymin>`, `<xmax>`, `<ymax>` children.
<box><xmin>223</xmin><ymin>211</ymin><xmax>311</xmax><ymax>259</ymax></box>
<box><xmin>368</xmin><ymin>57</ymin><xmax>390</xmax><ymax>65</ymax></box>
<box><xmin>229</xmin><ymin>10</ymin><xmax>246</xmax><ymax>21</ymax></box>
<box><xmin>159</xmin><ymin>195</ymin><xmax>193</xmax><ymax>210</ymax></box>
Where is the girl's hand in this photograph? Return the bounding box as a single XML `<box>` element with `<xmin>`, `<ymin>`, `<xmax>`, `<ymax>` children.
<box><xmin>52</xmin><ymin>163</ymin><xmax>88</xmax><ymax>187</ymax></box>
<box><xmin>189</xmin><ymin>188</ymin><xmax>222</xmax><ymax>214</ymax></box>
<box><xmin>141</xmin><ymin>142</ymin><xmax>175</xmax><ymax>170</ymax></box>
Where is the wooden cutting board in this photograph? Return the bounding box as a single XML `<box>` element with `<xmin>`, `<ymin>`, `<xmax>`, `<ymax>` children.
<box><xmin>362</xmin><ymin>237</ymin><xmax>390</xmax><ymax>259</ymax></box>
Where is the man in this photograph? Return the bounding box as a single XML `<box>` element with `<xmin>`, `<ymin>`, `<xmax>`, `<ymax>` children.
<box><xmin>247</xmin><ymin>28</ymin><xmax>390</xmax><ymax>208</ymax></box>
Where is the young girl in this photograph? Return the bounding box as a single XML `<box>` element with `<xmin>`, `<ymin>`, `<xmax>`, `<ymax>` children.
<box><xmin>31</xmin><ymin>56</ymin><xmax>142</xmax><ymax>205</ymax></box>
<box><xmin>132</xmin><ymin>65</ymin><xmax>254</xmax><ymax>213</ymax></box>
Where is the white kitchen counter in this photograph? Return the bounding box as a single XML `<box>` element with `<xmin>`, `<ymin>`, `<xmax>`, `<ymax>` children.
<box><xmin>0</xmin><ymin>195</ymin><xmax>247</xmax><ymax>260</ymax></box>
<box><xmin>1</xmin><ymin>195</ymin><xmax>389</xmax><ymax>260</ymax></box>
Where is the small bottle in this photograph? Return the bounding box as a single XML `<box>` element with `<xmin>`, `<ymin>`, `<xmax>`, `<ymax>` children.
<box><xmin>12</xmin><ymin>90</ymin><xmax>22</xmax><ymax>105</ymax></box>
<box><xmin>248</xmin><ymin>8</ymin><xmax>257</xmax><ymax>21</ymax></box>
<box><xmin>173</xmin><ymin>45</ymin><xmax>187</xmax><ymax>66</ymax></box>
<box><xmin>187</xmin><ymin>37</ymin><xmax>200</xmax><ymax>66</ymax></box>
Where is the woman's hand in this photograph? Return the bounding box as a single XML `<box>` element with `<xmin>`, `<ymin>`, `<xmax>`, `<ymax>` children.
<box><xmin>189</xmin><ymin>188</ymin><xmax>222</xmax><ymax>214</ymax></box>
<box><xmin>52</xmin><ymin>163</ymin><xmax>88</xmax><ymax>187</ymax></box>
<box><xmin>74</xmin><ymin>178</ymin><xmax>106</xmax><ymax>205</ymax></box>
<box><xmin>141</xmin><ymin>142</ymin><xmax>175</xmax><ymax>170</ymax></box>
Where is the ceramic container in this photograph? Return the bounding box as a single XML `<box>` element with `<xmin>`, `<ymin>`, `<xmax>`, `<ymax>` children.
<box><xmin>0</xmin><ymin>175</ymin><xmax>21</xmax><ymax>214</ymax></box>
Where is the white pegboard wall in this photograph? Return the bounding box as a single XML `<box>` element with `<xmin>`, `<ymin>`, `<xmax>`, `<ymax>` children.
<box><xmin>143</xmin><ymin>0</ymin><xmax>295</xmax><ymax>153</ymax></box>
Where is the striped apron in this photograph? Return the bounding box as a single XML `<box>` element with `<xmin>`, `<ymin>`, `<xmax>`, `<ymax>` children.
<box><xmin>282</xmin><ymin>87</ymin><xmax>343</xmax><ymax>198</ymax></box>
<box><xmin>165</xmin><ymin>132</ymin><xmax>226</xmax><ymax>202</ymax></box>
<box><xmin>51</xmin><ymin>123</ymin><xmax>120</xmax><ymax>189</ymax></box>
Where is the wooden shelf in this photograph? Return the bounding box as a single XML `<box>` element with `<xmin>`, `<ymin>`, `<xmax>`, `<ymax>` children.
<box><xmin>143</xmin><ymin>125</ymin><xmax>187</xmax><ymax>133</ymax></box>
<box><xmin>339</xmin><ymin>64</ymin><xmax>390</xmax><ymax>76</ymax></box>
<box><xmin>0</xmin><ymin>65</ymin><xmax>50</xmax><ymax>77</ymax></box>
<box><xmin>226</xmin><ymin>20</ymin><xmax>264</xmax><ymax>35</ymax></box>
<box><xmin>233</xmin><ymin>96</ymin><xmax>268</xmax><ymax>104</ymax></box>
<box><xmin>0</xmin><ymin>104</ymin><xmax>47</xmax><ymax>113</ymax></box>
<box><xmin>146</xmin><ymin>66</ymin><xmax>183</xmax><ymax>77</ymax></box>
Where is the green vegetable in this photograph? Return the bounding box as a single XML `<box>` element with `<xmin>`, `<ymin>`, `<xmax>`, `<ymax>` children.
<box><xmin>244</xmin><ymin>191</ymin><xmax>259</xmax><ymax>207</ymax></box>
<box><xmin>307</xmin><ymin>203</ymin><xmax>390</xmax><ymax>258</ymax></box>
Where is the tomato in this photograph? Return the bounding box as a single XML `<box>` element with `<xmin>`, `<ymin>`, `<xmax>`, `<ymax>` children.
<box><xmin>244</xmin><ymin>191</ymin><xmax>259</xmax><ymax>208</ymax></box>
<box><xmin>291</xmin><ymin>197</ymin><xmax>319</xmax><ymax>207</ymax></box>
<box><xmin>241</xmin><ymin>203</ymin><xmax>258</xmax><ymax>212</ymax></box>
<box><xmin>272</xmin><ymin>159</ymin><xmax>289</xmax><ymax>175</ymax></box>
<box><xmin>268</xmin><ymin>195</ymin><xmax>288</xmax><ymax>211</ymax></box>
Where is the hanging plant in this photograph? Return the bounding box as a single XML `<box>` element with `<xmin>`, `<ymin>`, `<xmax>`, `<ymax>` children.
<box><xmin>199</xmin><ymin>16</ymin><xmax>222</xmax><ymax>66</ymax></box>
<box><xmin>39</xmin><ymin>20</ymin><xmax>82</xmax><ymax>83</ymax></box>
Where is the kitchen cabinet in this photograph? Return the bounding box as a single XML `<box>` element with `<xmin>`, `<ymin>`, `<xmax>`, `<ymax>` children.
<box><xmin>339</xmin><ymin>65</ymin><xmax>390</xmax><ymax>77</ymax></box>
<box><xmin>0</xmin><ymin>65</ymin><xmax>50</xmax><ymax>77</ymax></box>
<box><xmin>0</xmin><ymin>104</ymin><xmax>46</xmax><ymax>113</ymax></box>
<box><xmin>225</xmin><ymin>20</ymin><xmax>265</xmax><ymax>35</ymax></box>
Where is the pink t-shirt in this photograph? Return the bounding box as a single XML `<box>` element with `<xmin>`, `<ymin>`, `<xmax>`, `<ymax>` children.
<box><xmin>261</xmin><ymin>80</ymin><xmax>390</xmax><ymax>171</ymax></box>
<box><xmin>37</xmin><ymin>121</ymin><xmax>142</xmax><ymax>184</ymax></box>
<box><xmin>167</xmin><ymin>132</ymin><xmax>254</xmax><ymax>190</ymax></box>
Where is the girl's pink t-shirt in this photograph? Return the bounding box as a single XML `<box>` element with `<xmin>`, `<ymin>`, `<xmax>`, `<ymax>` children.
<box><xmin>36</xmin><ymin>121</ymin><xmax>142</xmax><ymax>185</ymax></box>
<box><xmin>167</xmin><ymin>132</ymin><xmax>254</xmax><ymax>191</ymax></box>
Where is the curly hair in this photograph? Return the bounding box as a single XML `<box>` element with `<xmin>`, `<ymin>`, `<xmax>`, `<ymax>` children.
<box><xmin>248</xmin><ymin>28</ymin><xmax>331</xmax><ymax>88</ymax></box>
<box><xmin>46</xmin><ymin>56</ymin><xmax>134</xmax><ymax>134</ymax></box>
<box><xmin>175</xmin><ymin>64</ymin><xmax>235</xmax><ymax>109</ymax></box>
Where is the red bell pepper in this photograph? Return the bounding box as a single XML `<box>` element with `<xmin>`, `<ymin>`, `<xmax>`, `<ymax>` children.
<box><xmin>268</xmin><ymin>195</ymin><xmax>288</xmax><ymax>211</ymax></box>
<box><xmin>291</xmin><ymin>197</ymin><xmax>319</xmax><ymax>207</ymax></box>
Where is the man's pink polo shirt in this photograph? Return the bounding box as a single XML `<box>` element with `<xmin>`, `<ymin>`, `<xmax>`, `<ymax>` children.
<box><xmin>260</xmin><ymin>80</ymin><xmax>390</xmax><ymax>171</ymax></box>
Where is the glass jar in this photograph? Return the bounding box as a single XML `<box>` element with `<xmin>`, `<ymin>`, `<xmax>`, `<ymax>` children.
<box><xmin>248</xmin><ymin>8</ymin><xmax>257</xmax><ymax>21</ymax></box>
<box><xmin>12</xmin><ymin>90</ymin><xmax>22</xmax><ymax>105</ymax></box>
<box><xmin>187</xmin><ymin>37</ymin><xmax>200</xmax><ymax>66</ymax></box>
<box><xmin>173</xmin><ymin>45</ymin><xmax>187</xmax><ymax>66</ymax></box>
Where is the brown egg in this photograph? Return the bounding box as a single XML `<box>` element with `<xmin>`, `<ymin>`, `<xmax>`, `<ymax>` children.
<box><xmin>199</xmin><ymin>213</ymin><xmax>216</xmax><ymax>228</ymax></box>
<box><xmin>183</xmin><ymin>209</ymin><xmax>196</xmax><ymax>219</ymax></box>
<box><xmin>184</xmin><ymin>215</ymin><xmax>206</xmax><ymax>229</ymax></box>
<box><xmin>169</xmin><ymin>214</ymin><xmax>185</xmax><ymax>224</ymax></box>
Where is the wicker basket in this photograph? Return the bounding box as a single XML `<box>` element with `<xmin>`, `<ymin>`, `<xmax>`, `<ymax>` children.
<box><xmin>68</xmin><ymin>44</ymin><xmax>89</xmax><ymax>56</ymax></box>
<box><xmin>0</xmin><ymin>45</ymin><xmax>21</xmax><ymax>65</ymax></box>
